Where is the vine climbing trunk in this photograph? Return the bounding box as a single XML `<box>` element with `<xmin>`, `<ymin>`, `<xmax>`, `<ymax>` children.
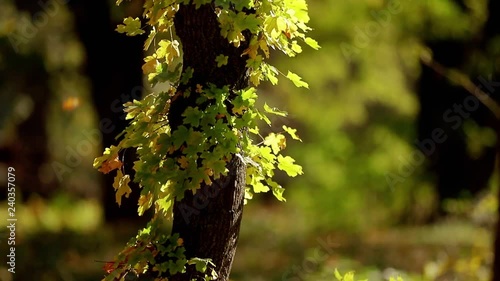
<box><xmin>168</xmin><ymin>3</ymin><xmax>250</xmax><ymax>281</ymax></box>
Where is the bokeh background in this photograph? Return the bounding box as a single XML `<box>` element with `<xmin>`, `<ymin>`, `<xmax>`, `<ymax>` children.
<box><xmin>0</xmin><ymin>0</ymin><xmax>499</xmax><ymax>280</ymax></box>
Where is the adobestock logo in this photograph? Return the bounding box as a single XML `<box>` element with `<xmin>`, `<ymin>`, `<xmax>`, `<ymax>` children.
<box><xmin>281</xmin><ymin>235</ymin><xmax>338</xmax><ymax>281</ymax></box>
<box><xmin>386</xmin><ymin>76</ymin><xmax>500</xmax><ymax>189</ymax></box>
<box><xmin>8</xmin><ymin>0</ymin><xmax>70</xmax><ymax>52</ymax></box>
<box><xmin>340</xmin><ymin>0</ymin><xmax>404</xmax><ymax>62</ymax></box>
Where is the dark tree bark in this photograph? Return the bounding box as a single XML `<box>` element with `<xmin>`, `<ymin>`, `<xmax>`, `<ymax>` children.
<box><xmin>484</xmin><ymin>0</ymin><xmax>500</xmax><ymax>279</ymax></box>
<box><xmin>494</xmin><ymin>128</ymin><xmax>500</xmax><ymax>281</ymax></box>
<box><xmin>67</xmin><ymin>0</ymin><xmax>146</xmax><ymax>222</ymax></box>
<box><xmin>167</xmin><ymin>3</ymin><xmax>250</xmax><ymax>281</ymax></box>
<box><xmin>416</xmin><ymin>0</ymin><xmax>498</xmax><ymax>214</ymax></box>
<box><xmin>0</xmin><ymin>46</ymin><xmax>54</xmax><ymax>199</ymax></box>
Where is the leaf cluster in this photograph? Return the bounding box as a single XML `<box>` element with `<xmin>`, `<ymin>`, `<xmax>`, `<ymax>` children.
<box><xmin>103</xmin><ymin>219</ymin><xmax>217</xmax><ymax>281</ymax></box>
<box><xmin>96</xmin><ymin>0</ymin><xmax>318</xmax><ymax>279</ymax></box>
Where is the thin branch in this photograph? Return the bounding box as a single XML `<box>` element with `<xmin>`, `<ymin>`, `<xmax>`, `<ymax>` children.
<box><xmin>420</xmin><ymin>53</ymin><xmax>500</xmax><ymax>120</ymax></box>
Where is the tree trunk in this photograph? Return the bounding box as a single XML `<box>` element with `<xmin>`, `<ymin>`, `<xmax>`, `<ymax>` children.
<box><xmin>168</xmin><ymin>3</ymin><xmax>250</xmax><ymax>280</ymax></box>
<box><xmin>416</xmin><ymin>0</ymin><xmax>498</xmax><ymax>217</ymax></box>
<box><xmin>0</xmin><ymin>0</ymin><xmax>58</xmax><ymax>200</ymax></box>
<box><xmin>493</xmin><ymin>127</ymin><xmax>500</xmax><ymax>281</ymax></box>
<box><xmin>485</xmin><ymin>0</ymin><xmax>500</xmax><ymax>279</ymax></box>
<box><xmin>68</xmin><ymin>0</ymin><xmax>146</xmax><ymax>222</ymax></box>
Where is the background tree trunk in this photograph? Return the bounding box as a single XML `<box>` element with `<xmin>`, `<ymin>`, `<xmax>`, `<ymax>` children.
<box><xmin>68</xmin><ymin>0</ymin><xmax>146</xmax><ymax>222</ymax></box>
<box><xmin>416</xmin><ymin>0</ymin><xmax>499</xmax><ymax>217</ymax></box>
<box><xmin>484</xmin><ymin>0</ymin><xmax>500</xmax><ymax>279</ymax></box>
<box><xmin>0</xmin><ymin>46</ymin><xmax>54</xmax><ymax>199</ymax></box>
<box><xmin>168</xmin><ymin>3</ymin><xmax>250</xmax><ymax>280</ymax></box>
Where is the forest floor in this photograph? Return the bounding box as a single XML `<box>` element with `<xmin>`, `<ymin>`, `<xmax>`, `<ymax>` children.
<box><xmin>0</xmin><ymin>194</ymin><xmax>494</xmax><ymax>281</ymax></box>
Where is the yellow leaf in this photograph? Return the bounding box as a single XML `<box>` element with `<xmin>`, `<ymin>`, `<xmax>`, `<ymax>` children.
<box><xmin>282</xmin><ymin>125</ymin><xmax>302</xmax><ymax>141</ymax></box>
<box><xmin>264</xmin><ymin>133</ymin><xmax>286</xmax><ymax>154</ymax></box>
<box><xmin>259</xmin><ymin>39</ymin><xmax>270</xmax><ymax>58</ymax></box>
<box><xmin>156</xmin><ymin>39</ymin><xmax>180</xmax><ymax>64</ymax></box>
<box><xmin>177</xmin><ymin>238</ymin><xmax>184</xmax><ymax>246</ymax></box>
<box><xmin>167</xmin><ymin>146</ymin><xmax>176</xmax><ymax>155</ymax></box>
<box><xmin>195</xmin><ymin>84</ymin><xmax>203</xmax><ymax>93</ymax></box>
<box><xmin>242</xmin><ymin>38</ymin><xmax>259</xmax><ymax>59</ymax></box>
<box><xmin>178</xmin><ymin>156</ymin><xmax>189</xmax><ymax>169</ymax></box>
<box><xmin>142</xmin><ymin>55</ymin><xmax>157</xmax><ymax>75</ymax></box>
<box><xmin>113</xmin><ymin>170</ymin><xmax>132</xmax><ymax>206</ymax></box>
<box><xmin>138</xmin><ymin>192</ymin><xmax>153</xmax><ymax>216</ymax></box>
<box><xmin>232</xmin><ymin>106</ymin><xmax>246</xmax><ymax>115</ymax></box>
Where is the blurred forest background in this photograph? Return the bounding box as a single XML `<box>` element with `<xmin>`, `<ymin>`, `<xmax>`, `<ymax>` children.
<box><xmin>0</xmin><ymin>0</ymin><xmax>500</xmax><ymax>280</ymax></box>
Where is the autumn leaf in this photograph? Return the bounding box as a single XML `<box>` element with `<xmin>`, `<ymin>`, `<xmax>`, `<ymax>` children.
<box><xmin>142</xmin><ymin>55</ymin><xmax>158</xmax><ymax>75</ymax></box>
<box><xmin>113</xmin><ymin>170</ymin><xmax>132</xmax><ymax>206</ymax></box>
<box><xmin>259</xmin><ymin>38</ymin><xmax>270</xmax><ymax>58</ymax></box>
<box><xmin>93</xmin><ymin>145</ymin><xmax>120</xmax><ymax>169</ymax></box>
<box><xmin>138</xmin><ymin>192</ymin><xmax>153</xmax><ymax>216</ymax></box>
<box><xmin>177</xmin><ymin>238</ymin><xmax>184</xmax><ymax>246</ymax></box>
<box><xmin>178</xmin><ymin>156</ymin><xmax>189</xmax><ymax>169</ymax></box>
<box><xmin>61</xmin><ymin>97</ymin><xmax>80</xmax><ymax>111</ymax></box>
<box><xmin>102</xmin><ymin>261</ymin><xmax>116</xmax><ymax>274</ymax></box>
<box><xmin>116</xmin><ymin>17</ymin><xmax>145</xmax><ymax>36</ymax></box>
<box><xmin>98</xmin><ymin>155</ymin><xmax>123</xmax><ymax>174</ymax></box>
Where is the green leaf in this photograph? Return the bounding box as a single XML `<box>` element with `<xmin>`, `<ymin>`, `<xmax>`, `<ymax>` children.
<box><xmin>203</xmin><ymin>159</ymin><xmax>228</xmax><ymax>178</ymax></box>
<box><xmin>181</xmin><ymin>67</ymin><xmax>194</xmax><ymax>85</ymax></box>
<box><xmin>253</xmin><ymin>181</ymin><xmax>270</xmax><ymax>193</ymax></box>
<box><xmin>215</xmin><ymin>54</ymin><xmax>229</xmax><ymax>67</ymax></box>
<box><xmin>264</xmin><ymin>103</ymin><xmax>287</xmax><ymax>116</ymax></box>
<box><xmin>193</xmin><ymin>0</ymin><xmax>212</xmax><ymax>8</ymax></box>
<box><xmin>183</xmin><ymin>107</ymin><xmax>203</xmax><ymax>127</ymax></box>
<box><xmin>334</xmin><ymin>269</ymin><xmax>343</xmax><ymax>280</ymax></box>
<box><xmin>264</xmin><ymin>133</ymin><xmax>286</xmax><ymax>154</ymax></box>
<box><xmin>241</xmin><ymin>87</ymin><xmax>258</xmax><ymax>102</ymax></box>
<box><xmin>256</xmin><ymin>109</ymin><xmax>271</xmax><ymax>126</ymax></box>
<box><xmin>277</xmin><ymin>155</ymin><xmax>303</xmax><ymax>177</ymax></box>
<box><xmin>172</xmin><ymin>125</ymin><xmax>189</xmax><ymax>149</ymax></box>
<box><xmin>267</xmin><ymin>179</ymin><xmax>286</xmax><ymax>201</ymax></box>
<box><xmin>264</xmin><ymin>103</ymin><xmax>288</xmax><ymax>117</ymax></box>
<box><xmin>144</xmin><ymin>29</ymin><xmax>157</xmax><ymax>51</ymax></box>
<box><xmin>291</xmin><ymin>41</ymin><xmax>302</xmax><ymax>53</ymax></box>
<box><xmin>261</xmin><ymin>63</ymin><xmax>278</xmax><ymax>77</ymax></box>
<box><xmin>283</xmin><ymin>125</ymin><xmax>302</xmax><ymax>141</ymax></box>
<box><xmin>188</xmin><ymin>258</ymin><xmax>210</xmax><ymax>273</ymax></box>
<box><xmin>305</xmin><ymin>37</ymin><xmax>320</xmax><ymax>50</ymax></box>
<box><xmin>344</xmin><ymin>272</ymin><xmax>355</xmax><ymax>281</ymax></box>
<box><xmin>286</xmin><ymin>71</ymin><xmax>309</xmax><ymax>88</ymax></box>
<box><xmin>235</xmin><ymin>12</ymin><xmax>261</xmax><ymax>34</ymax></box>
<box><xmin>116</xmin><ymin>17</ymin><xmax>145</xmax><ymax>36</ymax></box>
